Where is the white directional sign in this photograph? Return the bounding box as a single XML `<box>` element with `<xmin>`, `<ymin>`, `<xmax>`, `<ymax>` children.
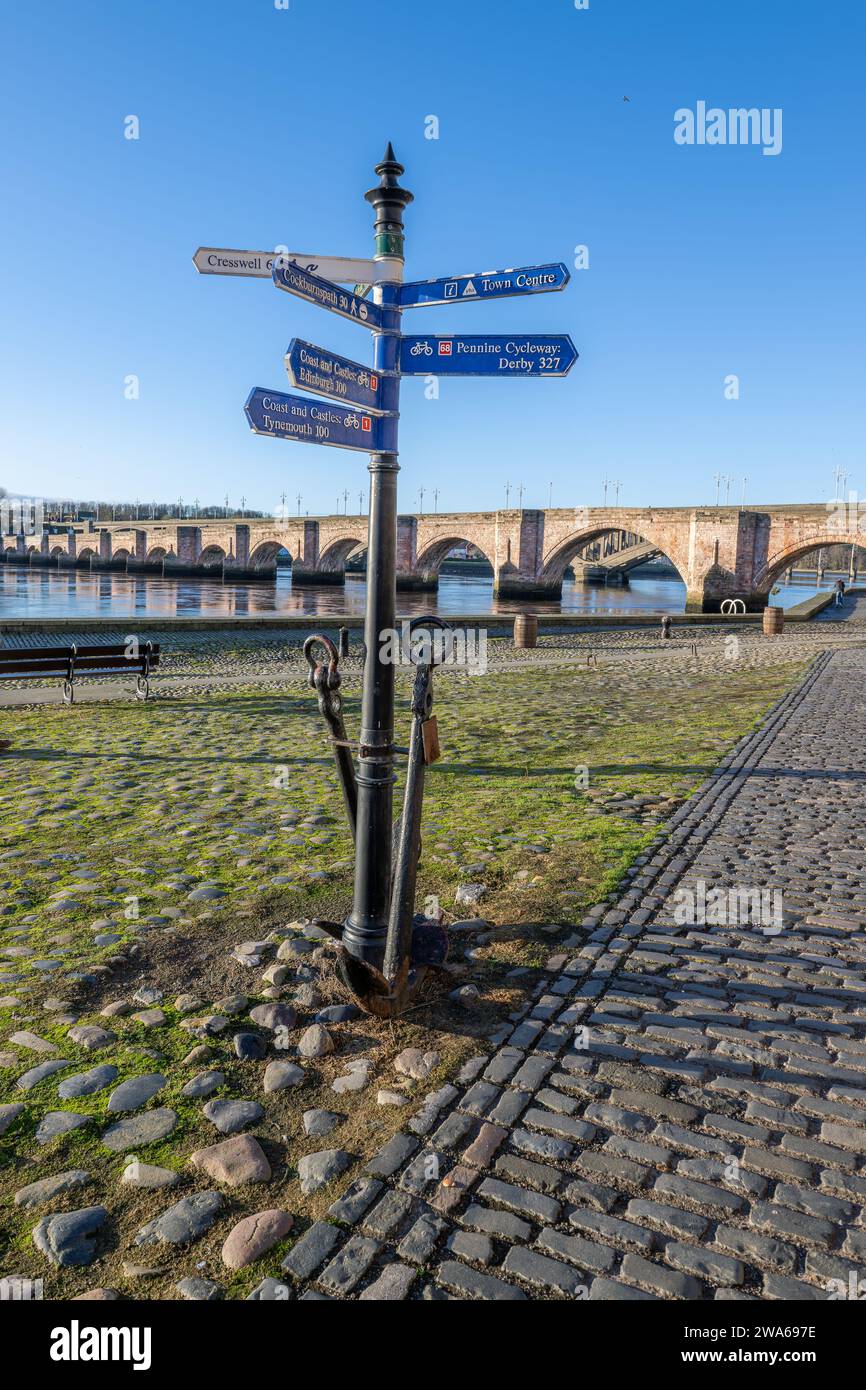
<box><xmin>193</xmin><ymin>247</ymin><xmax>379</xmax><ymax>283</ymax></box>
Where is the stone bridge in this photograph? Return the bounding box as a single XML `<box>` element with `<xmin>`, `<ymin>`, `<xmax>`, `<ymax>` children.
<box><xmin>2</xmin><ymin>504</ymin><xmax>861</xmax><ymax>611</ymax></box>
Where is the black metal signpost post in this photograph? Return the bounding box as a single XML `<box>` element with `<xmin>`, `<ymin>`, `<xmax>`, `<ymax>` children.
<box><xmin>195</xmin><ymin>144</ymin><xmax>574</xmax><ymax>1016</ymax></box>
<box><xmin>340</xmin><ymin>147</ymin><xmax>411</xmax><ymax>997</ymax></box>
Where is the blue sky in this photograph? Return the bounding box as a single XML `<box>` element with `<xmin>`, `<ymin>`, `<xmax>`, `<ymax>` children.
<box><xmin>1</xmin><ymin>0</ymin><xmax>863</xmax><ymax>515</ymax></box>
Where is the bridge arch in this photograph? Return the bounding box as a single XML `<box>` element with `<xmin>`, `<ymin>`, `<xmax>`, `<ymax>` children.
<box><xmin>318</xmin><ymin>536</ymin><xmax>367</xmax><ymax>573</ymax></box>
<box><xmin>112</xmin><ymin>547</ymin><xmax>131</xmax><ymax>562</ymax></box>
<box><xmin>199</xmin><ymin>544</ymin><xmax>226</xmax><ymax>568</ymax></box>
<box><xmin>753</xmin><ymin>532</ymin><xmax>865</xmax><ymax>593</ymax></box>
<box><xmin>50</xmin><ymin>544</ymin><xmax>65</xmax><ymax>558</ymax></box>
<box><xmin>415</xmin><ymin>535</ymin><xmax>493</xmax><ymax>575</ymax></box>
<box><xmin>146</xmin><ymin>545</ymin><xmax>167</xmax><ymax>563</ymax></box>
<box><xmin>540</xmin><ymin>525</ymin><xmax>688</xmax><ymax>589</ymax></box>
<box><xmin>248</xmin><ymin>538</ymin><xmax>293</xmax><ymax>569</ymax></box>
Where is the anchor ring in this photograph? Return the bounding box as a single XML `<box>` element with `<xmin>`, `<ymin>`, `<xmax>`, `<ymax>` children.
<box><xmin>404</xmin><ymin>614</ymin><xmax>455</xmax><ymax>668</ymax></box>
<box><xmin>303</xmin><ymin>633</ymin><xmax>341</xmax><ymax>690</ymax></box>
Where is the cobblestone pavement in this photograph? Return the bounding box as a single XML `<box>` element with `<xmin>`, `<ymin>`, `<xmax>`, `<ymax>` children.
<box><xmin>267</xmin><ymin>646</ymin><xmax>866</xmax><ymax>1301</ymax></box>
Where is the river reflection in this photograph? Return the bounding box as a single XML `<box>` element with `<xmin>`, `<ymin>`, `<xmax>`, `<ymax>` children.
<box><xmin>0</xmin><ymin>565</ymin><xmax>821</xmax><ymax>621</ymax></box>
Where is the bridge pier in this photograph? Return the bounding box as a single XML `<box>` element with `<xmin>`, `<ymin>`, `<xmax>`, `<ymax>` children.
<box><xmin>7</xmin><ymin>535</ymin><xmax>29</xmax><ymax>565</ymax></box>
<box><xmin>90</xmin><ymin>529</ymin><xmax>125</xmax><ymax>572</ymax></box>
<box><xmin>396</xmin><ymin>569</ymin><xmax>438</xmax><ymax>591</ymax></box>
<box><xmin>285</xmin><ymin>517</ymin><xmax>344</xmax><ymax>586</ymax></box>
<box><xmin>28</xmin><ymin>532</ymin><xmax>54</xmax><ymax>568</ymax></box>
<box><xmin>127</xmin><ymin>559</ymin><xmax>163</xmax><ymax>575</ymax></box>
<box><xmin>494</xmin><ymin>575</ymin><xmax>562</xmax><ymax>600</ymax></box>
<box><xmin>126</xmin><ymin>529</ymin><xmax>162</xmax><ymax>574</ymax></box>
<box><xmin>493</xmin><ymin>509</ymin><xmax>559</xmax><ymax>599</ymax></box>
<box><xmin>686</xmin><ymin>590</ymin><xmax>768</xmax><ymax>614</ymax></box>
<box><xmin>574</xmin><ymin>563</ymin><xmax>630</xmax><ymax>586</ymax></box>
<box><xmin>162</xmin><ymin>526</ymin><xmax>215</xmax><ymax>578</ymax></box>
<box><xmin>57</xmin><ymin>529</ymin><xmax>78</xmax><ymax>569</ymax></box>
<box><xmin>290</xmin><ymin>566</ymin><xmax>344</xmax><ymax>586</ymax></box>
<box><xmin>219</xmin><ymin>524</ymin><xmax>266</xmax><ymax>580</ymax></box>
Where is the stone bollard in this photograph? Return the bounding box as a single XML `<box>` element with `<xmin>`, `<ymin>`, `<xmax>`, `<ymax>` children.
<box><xmin>338</xmin><ymin>627</ymin><xmax>350</xmax><ymax>658</ymax></box>
<box><xmin>513</xmin><ymin>614</ymin><xmax>538</xmax><ymax>649</ymax></box>
<box><xmin>763</xmin><ymin>606</ymin><xmax>784</xmax><ymax>636</ymax></box>
<box><xmin>661</xmin><ymin>615</ymin><xmax>672</xmax><ymax>640</ymax></box>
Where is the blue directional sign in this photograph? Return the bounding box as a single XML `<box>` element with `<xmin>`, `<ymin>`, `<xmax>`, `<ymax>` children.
<box><xmin>272</xmin><ymin>260</ymin><xmax>385</xmax><ymax>328</ymax></box>
<box><xmin>244</xmin><ymin>388</ymin><xmax>381</xmax><ymax>452</ymax></box>
<box><xmin>400</xmin><ymin>333</ymin><xmax>577</xmax><ymax>377</ymax></box>
<box><xmin>398</xmin><ymin>263</ymin><xmax>570</xmax><ymax>309</ymax></box>
<box><xmin>285</xmin><ymin>339</ymin><xmax>391</xmax><ymax>414</ymax></box>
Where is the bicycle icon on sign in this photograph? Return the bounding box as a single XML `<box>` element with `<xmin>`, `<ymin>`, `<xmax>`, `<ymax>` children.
<box><xmin>410</xmin><ymin>341</ymin><xmax>434</xmax><ymax>357</ymax></box>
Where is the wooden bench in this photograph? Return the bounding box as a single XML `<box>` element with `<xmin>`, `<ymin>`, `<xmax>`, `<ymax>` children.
<box><xmin>0</xmin><ymin>641</ymin><xmax>160</xmax><ymax>703</ymax></box>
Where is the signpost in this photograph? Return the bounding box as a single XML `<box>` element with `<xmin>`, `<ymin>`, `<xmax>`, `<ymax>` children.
<box><xmin>399</xmin><ymin>333</ymin><xmax>577</xmax><ymax>376</ymax></box>
<box><xmin>272</xmin><ymin>260</ymin><xmax>386</xmax><ymax>328</ymax></box>
<box><xmin>398</xmin><ymin>262</ymin><xmax>569</xmax><ymax>309</ymax></box>
<box><xmin>194</xmin><ymin>145</ymin><xmax>577</xmax><ymax>1016</ymax></box>
<box><xmin>244</xmin><ymin>387</ymin><xmax>381</xmax><ymax>452</ymax></box>
<box><xmin>193</xmin><ymin>247</ymin><xmax>379</xmax><ymax>282</ymax></box>
<box><xmin>285</xmin><ymin>339</ymin><xmax>391</xmax><ymax>414</ymax></box>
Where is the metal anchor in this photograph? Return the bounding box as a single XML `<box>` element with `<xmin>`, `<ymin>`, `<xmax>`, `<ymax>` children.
<box><xmin>304</xmin><ymin>618</ymin><xmax>451</xmax><ymax>1017</ymax></box>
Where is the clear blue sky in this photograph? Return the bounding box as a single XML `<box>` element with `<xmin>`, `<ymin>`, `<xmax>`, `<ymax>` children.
<box><xmin>1</xmin><ymin>0</ymin><xmax>863</xmax><ymax>515</ymax></box>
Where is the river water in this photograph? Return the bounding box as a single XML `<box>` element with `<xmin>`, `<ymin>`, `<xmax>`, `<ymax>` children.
<box><xmin>0</xmin><ymin>566</ymin><xmax>821</xmax><ymax>621</ymax></box>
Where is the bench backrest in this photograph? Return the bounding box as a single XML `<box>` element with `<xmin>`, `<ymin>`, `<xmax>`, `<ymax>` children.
<box><xmin>0</xmin><ymin>642</ymin><xmax>160</xmax><ymax>676</ymax></box>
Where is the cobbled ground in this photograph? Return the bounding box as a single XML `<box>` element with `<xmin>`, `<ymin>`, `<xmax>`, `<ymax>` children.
<box><xmin>1</xmin><ymin>600</ymin><xmax>865</xmax><ymax>1300</ymax></box>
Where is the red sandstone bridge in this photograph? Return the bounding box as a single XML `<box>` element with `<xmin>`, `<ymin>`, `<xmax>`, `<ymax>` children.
<box><xmin>3</xmin><ymin>504</ymin><xmax>862</xmax><ymax>612</ymax></box>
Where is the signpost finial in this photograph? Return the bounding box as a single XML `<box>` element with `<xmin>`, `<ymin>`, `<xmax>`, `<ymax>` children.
<box><xmin>366</xmin><ymin>143</ymin><xmax>413</xmax><ymax>260</ymax></box>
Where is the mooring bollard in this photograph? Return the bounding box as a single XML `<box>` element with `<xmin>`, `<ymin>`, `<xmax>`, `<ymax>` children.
<box><xmin>514</xmin><ymin>613</ymin><xmax>538</xmax><ymax>649</ymax></box>
<box><xmin>338</xmin><ymin>626</ymin><xmax>350</xmax><ymax>658</ymax></box>
<box><xmin>763</xmin><ymin>605</ymin><xmax>784</xmax><ymax>636</ymax></box>
<box><xmin>661</xmin><ymin>615</ymin><xmax>672</xmax><ymax>640</ymax></box>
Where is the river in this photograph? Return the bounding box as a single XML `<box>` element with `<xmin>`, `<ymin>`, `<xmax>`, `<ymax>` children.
<box><xmin>0</xmin><ymin>566</ymin><xmax>822</xmax><ymax>621</ymax></box>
